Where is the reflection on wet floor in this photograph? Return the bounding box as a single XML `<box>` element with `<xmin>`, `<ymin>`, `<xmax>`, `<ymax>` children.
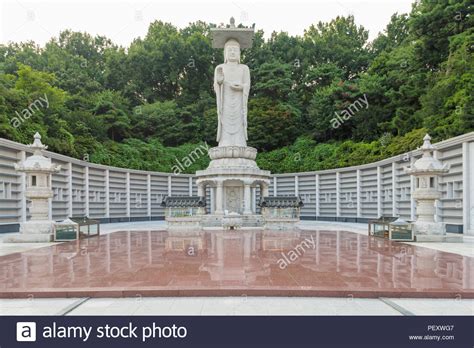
<box><xmin>0</xmin><ymin>229</ymin><xmax>472</xmax><ymax>297</ymax></box>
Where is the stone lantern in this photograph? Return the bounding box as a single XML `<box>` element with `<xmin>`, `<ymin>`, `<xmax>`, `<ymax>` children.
<box><xmin>12</xmin><ymin>132</ymin><xmax>61</xmax><ymax>242</ymax></box>
<box><xmin>405</xmin><ymin>134</ymin><xmax>452</xmax><ymax>241</ymax></box>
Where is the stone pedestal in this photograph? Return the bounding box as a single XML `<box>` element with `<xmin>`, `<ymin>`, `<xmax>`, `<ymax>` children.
<box><xmin>6</xmin><ymin>221</ymin><xmax>55</xmax><ymax>242</ymax></box>
<box><xmin>222</xmin><ymin>212</ymin><xmax>243</xmax><ymax>230</ymax></box>
<box><xmin>413</xmin><ymin>222</ymin><xmax>461</xmax><ymax>242</ymax></box>
<box><xmin>262</xmin><ymin>217</ymin><xmax>301</xmax><ymax>231</ymax></box>
<box><xmin>413</xmin><ymin>222</ymin><xmax>445</xmax><ymax>242</ymax></box>
<box><xmin>199</xmin><ymin>214</ymin><xmax>265</xmax><ymax>229</ymax></box>
<box><xmin>196</xmin><ymin>146</ymin><xmax>271</xmax><ymax>228</ymax></box>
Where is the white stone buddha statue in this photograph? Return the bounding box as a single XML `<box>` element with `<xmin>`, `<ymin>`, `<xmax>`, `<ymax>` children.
<box><xmin>214</xmin><ymin>39</ymin><xmax>250</xmax><ymax>147</ymax></box>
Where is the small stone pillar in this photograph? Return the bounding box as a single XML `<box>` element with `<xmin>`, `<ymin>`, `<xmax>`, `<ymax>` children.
<box><xmin>261</xmin><ymin>182</ymin><xmax>269</xmax><ymax>198</ymax></box>
<box><xmin>405</xmin><ymin>134</ymin><xmax>454</xmax><ymax>242</ymax></box>
<box><xmin>10</xmin><ymin>133</ymin><xmax>61</xmax><ymax>242</ymax></box>
<box><xmin>243</xmin><ymin>180</ymin><xmax>253</xmax><ymax>215</ymax></box>
<box><xmin>197</xmin><ymin>183</ymin><xmax>206</xmax><ymax>214</ymax></box>
<box><xmin>215</xmin><ymin>181</ymin><xmax>224</xmax><ymax>215</ymax></box>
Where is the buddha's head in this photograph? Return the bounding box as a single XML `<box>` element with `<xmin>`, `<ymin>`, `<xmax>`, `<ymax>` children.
<box><xmin>224</xmin><ymin>39</ymin><xmax>240</xmax><ymax>63</ymax></box>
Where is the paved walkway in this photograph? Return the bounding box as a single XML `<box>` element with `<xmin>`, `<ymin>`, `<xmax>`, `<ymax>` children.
<box><xmin>0</xmin><ymin>296</ymin><xmax>472</xmax><ymax>316</ymax></box>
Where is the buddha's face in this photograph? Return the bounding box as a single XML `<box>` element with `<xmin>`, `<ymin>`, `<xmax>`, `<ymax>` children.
<box><xmin>225</xmin><ymin>43</ymin><xmax>240</xmax><ymax>63</ymax></box>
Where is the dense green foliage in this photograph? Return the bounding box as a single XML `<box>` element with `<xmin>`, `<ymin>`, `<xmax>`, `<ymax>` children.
<box><xmin>0</xmin><ymin>0</ymin><xmax>472</xmax><ymax>173</ymax></box>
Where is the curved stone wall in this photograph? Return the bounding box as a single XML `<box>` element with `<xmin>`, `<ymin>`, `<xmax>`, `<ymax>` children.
<box><xmin>1</xmin><ymin>132</ymin><xmax>473</xmax><ymax>234</ymax></box>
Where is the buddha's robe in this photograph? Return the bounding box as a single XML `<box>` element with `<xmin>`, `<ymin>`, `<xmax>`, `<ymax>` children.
<box><xmin>214</xmin><ymin>63</ymin><xmax>250</xmax><ymax>147</ymax></box>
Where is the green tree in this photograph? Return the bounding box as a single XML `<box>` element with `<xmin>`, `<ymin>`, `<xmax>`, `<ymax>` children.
<box><xmin>92</xmin><ymin>90</ymin><xmax>131</xmax><ymax>141</ymax></box>
<box><xmin>418</xmin><ymin>30</ymin><xmax>474</xmax><ymax>138</ymax></box>
<box><xmin>1</xmin><ymin>8</ymin><xmax>472</xmax><ymax>175</ymax></box>
<box><xmin>248</xmin><ymin>97</ymin><xmax>301</xmax><ymax>151</ymax></box>
<box><xmin>253</xmin><ymin>60</ymin><xmax>293</xmax><ymax>100</ymax></box>
<box><xmin>304</xmin><ymin>15</ymin><xmax>372</xmax><ymax>79</ymax></box>
<box><xmin>371</xmin><ymin>13</ymin><xmax>410</xmax><ymax>54</ymax></box>
<box><xmin>409</xmin><ymin>0</ymin><xmax>473</xmax><ymax>70</ymax></box>
<box><xmin>127</xmin><ymin>21</ymin><xmax>185</xmax><ymax>103</ymax></box>
<box><xmin>307</xmin><ymin>79</ymin><xmax>361</xmax><ymax>141</ymax></box>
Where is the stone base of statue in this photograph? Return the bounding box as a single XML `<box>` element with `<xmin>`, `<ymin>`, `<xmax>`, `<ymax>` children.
<box><xmin>413</xmin><ymin>222</ymin><xmax>462</xmax><ymax>242</ymax></box>
<box><xmin>262</xmin><ymin>218</ymin><xmax>301</xmax><ymax>231</ymax></box>
<box><xmin>200</xmin><ymin>214</ymin><xmax>265</xmax><ymax>229</ymax></box>
<box><xmin>196</xmin><ymin>146</ymin><xmax>271</xmax><ymax>229</ymax></box>
<box><xmin>206</xmin><ymin>146</ymin><xmax>259</xmax><ymax>170</ymax></box>
<box><xmin>221</xmin><ymin>212</ymin><xmax>243</xmax><ymax>230</ymax></box>
<box><xmin>5</xmin><ymin>221</ymin><xmax>54</xmax><ymax>243</ymax></box>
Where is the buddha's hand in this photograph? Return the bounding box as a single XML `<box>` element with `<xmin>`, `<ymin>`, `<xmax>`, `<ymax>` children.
<box><xmin>216</xmin><ymin>67</ymin><xmax>224</xmax><ymax>84</ymax></box>
<box><xmin>230</xmin><ymin>83</ymin><xmax>243</xmax><ymax>91</ymax></box>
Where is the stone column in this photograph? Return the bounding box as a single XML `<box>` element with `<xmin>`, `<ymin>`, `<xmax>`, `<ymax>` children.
<box><xmin>210</xmin><ymin>187</ymin><xmax>216</xmax><ymax>213</ymax></box>
<box><xmin>146</xmin><ymin>174</ymin><xmax>151</xmax><ymax>218</ymax></box>
<box><xmin>261</xmin><ymin>182</ymin><xmax>269</xmax><ymax>197</ymax></box>
<box><xmin>68</xmin><ymin>162</ymin><xmax>73</xmax><ymax>219</ymax></box>
<box><xmin>197</xmin><ymin>183</ymin><xmax>205</xmax><ymax>214</ymax></box>
<box><xmin>125</xmin><ymin>171</ymin><xmax>130</xmax><ymax>219</ymax></box>
<box><xmin>415</xmin><ymin>185</ymin><xmax>438</xmax><ymax>223</ymax></box>
<box><xmin>463</xmin><ymin>142</ymin><xmax>474</xmax><ymax>235</ymax></box>
<box><xmin>409</xmin><ymin>157</ymin><xmax>417</xmax><ymax>222</ymax></box>
<box><xmin>251</xmin><ymin>188</ymin><xmax>256</xmax><ymax>213</ymax></box>
<box><xmin>215</xmin><ymin>181</ymin><xmax>224</xmax><ymax>215</ymax></box>
<box><xmin>315</xmin><ymin>174</ymin><xmax>320</xmax><ymax>217</ymax></box>
<box><xmin>392</xmin><ymin>162</ymin><xmax>397</xmax><ymax>217</ymax></box>
<box><xmin>167</xmin><ymin>176</ymin><xmax>172</xmax><ymax>196</ymax></box>
<box><xmin>85</xmin><ymin>166</ymin><xmax>90</xmax><ymax>217</ymax></box>
<box><xmin>376</xmin><ymin>166</ymin><xmax>382</xmax><ymax>217</ymax></box>
<box><xmin>105</xmin><ymin>169</ymin><xmax>110</xmax><ymax>219</ymax></box>
<box><xmin>197</xmin><ymin>183</ymin><xmax>205</xmax><ymax>197</ymax></box>
<box><xmin>243</xmin><ymin>182</ymin><xmax>252</xmax><ymax>215</ymax></box>
<box><xmin>356</xmin><ymin>170</ymin><xmax>361</xmax><ymax>218</ymax></box>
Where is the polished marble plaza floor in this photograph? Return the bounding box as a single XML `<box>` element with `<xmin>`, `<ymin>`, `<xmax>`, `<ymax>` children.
<box><xmin>1</xmin><ymin>226</ymin><xmax>473</xmax><ymax>300</ymax></box>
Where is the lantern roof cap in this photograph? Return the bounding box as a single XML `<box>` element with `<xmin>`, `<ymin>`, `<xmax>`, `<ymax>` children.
<box><xmin>14</xmin><ymin>132</ymin><xmax>61</xmax><ymax>173</ymax></box>
<box><xmin>405</xmin><ymin>134</ymin><xmax>449</xmax><ymax>175</ymax></box>
<box><xmin>30</xmin><ymin>132</ymin><xmax>47</xmax><ymax>153</ymax></box>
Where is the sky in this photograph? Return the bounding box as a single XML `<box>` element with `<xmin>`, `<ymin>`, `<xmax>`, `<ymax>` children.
<box><xmin>0</xmin><ymin>0</ymin><xmax>415</xmax><ymax>47</ymax></box>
